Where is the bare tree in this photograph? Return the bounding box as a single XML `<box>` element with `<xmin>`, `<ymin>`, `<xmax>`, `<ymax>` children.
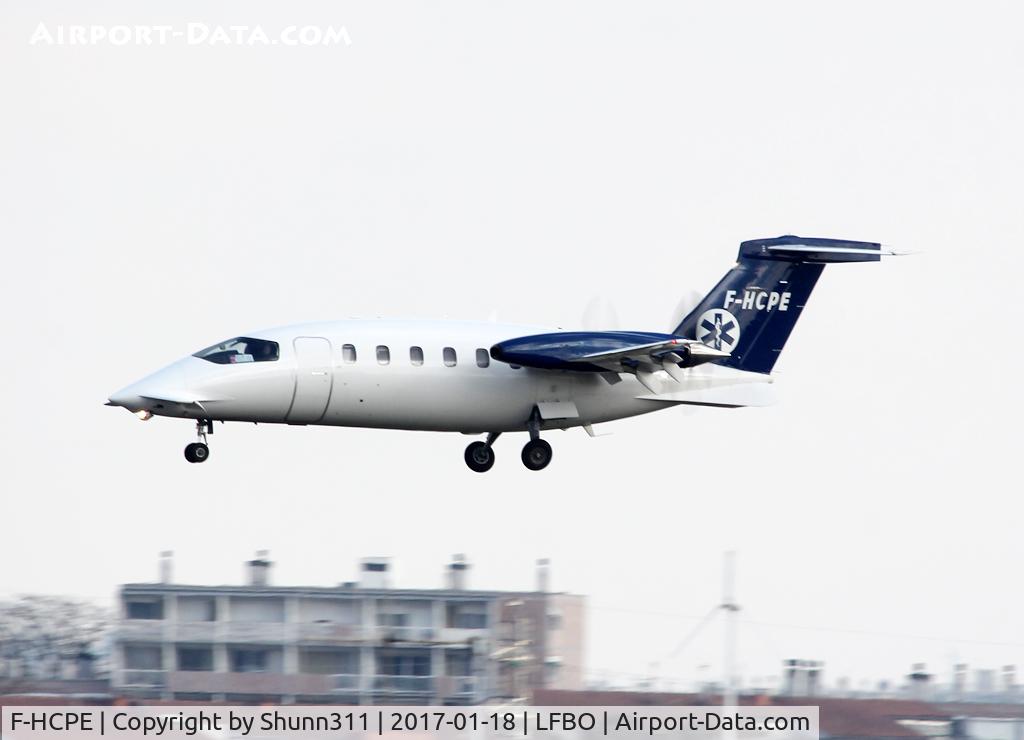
<box><xmin>0</xmin><ymin>595</ymin><xmax>110</xmax><ymax>692</ymax></box>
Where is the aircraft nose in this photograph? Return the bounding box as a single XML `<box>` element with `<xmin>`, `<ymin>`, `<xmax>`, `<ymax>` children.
<box><xmin>107</xmin><ymin>361</ymin><xmax>190</xmax><ymax>413</ymax></box>
<box><xmin>106</xmin><ymin>385</ymin><xmax>146</xmax><ymax>411</ymax></box>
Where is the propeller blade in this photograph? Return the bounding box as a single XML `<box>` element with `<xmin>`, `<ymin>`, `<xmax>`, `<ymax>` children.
<box><xmin>581</xmin><ymin>295</ymin><xmax>621</xmax><ymax>331</ymax></box>
<box><xmin>669</xmin><ymin>289</ymin><xmax>703</xmax><ymax>332</ymax></box>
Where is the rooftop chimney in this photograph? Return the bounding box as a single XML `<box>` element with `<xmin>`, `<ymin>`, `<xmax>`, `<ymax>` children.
<box><xmin>954</xmin><ymin>663</ymin><xmax>968</xmax><ymax>699</ymax></box>
<box><xmin>359</xmin><ymin>557</ymin><xmax>391</xmax><ymax>589</ymax></box>
<box><xmin>536</xmin><ymin>558</ymin><xmax>550</xmax><ymax>593</ymax></box>
<box><xmin>782</xmin><ymin>659</ymin><xmax>823</xmax><ymax>696</ymax></box>
<box><xmin>446</xmin><ymin>554</ymin><xmax>469</xmax><ymax>590</ymax></box>
<box><xmin>907</xmin><ymin>663</ymin><xmax>932</xmax><ymax>700</ymax></box>
<box><xmin>1004</xmin><ymin>665</ymin><xmax>1017</xmax><ymax>695</ymax></box>
<box><xmin>158</xmin><ymin>550</ymin><xmax>173</xmax><ymax>584</ymax></box>
<box><xmin>247</xmin><ymin>550</ymin><xmax>272</xmax><ymax>587</ymax></box>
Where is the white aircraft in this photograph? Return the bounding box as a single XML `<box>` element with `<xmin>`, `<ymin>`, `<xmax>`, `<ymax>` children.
<box><xmin>108</xmin><ymin>236</ymin><xmax>898</xmax><ymax>471</ymax></box>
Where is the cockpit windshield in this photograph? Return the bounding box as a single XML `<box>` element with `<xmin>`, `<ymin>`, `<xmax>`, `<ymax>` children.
<box><xmin>193</xmin><ymin>337</ymin><xmax>279</xmax><ymax>364</ymax></box>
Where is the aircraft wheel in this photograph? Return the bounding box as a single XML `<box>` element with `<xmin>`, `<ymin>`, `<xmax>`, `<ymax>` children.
<box><xmin>521</xmin><ymin>439</ymin><xmax>553</xmax><ymax>471</ymax></box>
<box><xmin>184</xmin><ymin>442</ymin><xmax>210</xmax><ymax>464</ymax></box>
<box><xmin>464</xmin><ymin>441</ymin><xmax>495</xmax><ymax>473</ymax></box>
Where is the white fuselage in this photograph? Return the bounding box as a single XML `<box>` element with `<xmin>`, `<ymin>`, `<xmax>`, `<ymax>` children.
<box><xmin>111</xmin><ymin>320</ymin><xmax>685</xmax><ymax>433</ymax></box>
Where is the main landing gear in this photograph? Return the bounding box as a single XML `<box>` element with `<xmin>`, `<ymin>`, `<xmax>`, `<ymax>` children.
<box><xmin>184</xmin><ymin>419</ymin><xmax>213</xmax><ymax>464</ymax></box>
<box><xmin>521</xmin><ymin>407</ymin><xmax>553</xmax><ymax>471</ymax></box>
<box><xmin>463</xmin><ymin>409</ymin><xmax>555</xmax><ymax>472</ymax></box>
<box><xmin>464</xmin><ymin>432</ymin><xmax>500</xmax><ymax>473</ymax></box>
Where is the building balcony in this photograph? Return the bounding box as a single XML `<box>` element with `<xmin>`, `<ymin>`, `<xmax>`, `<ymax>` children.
<box><xmin>372</xmin><ymin>675</ymin><xmax>434</xmax><ymax>693</ymax></box>
<box><xmin>438</xmin><ymin>627</ymin><xmax>489</xmax><ymax>644</ymax></box>
<box><xmin>118</xmin><ymin>620</ymin><xmax>165</xmax><ymax>642</ymax></box>
<box><xmin>119</xmin><ymin>670</ymin><xmax>166</xmax><ymax>688</ymax></box>
<box><xmin>222</xmin><ymin>622</ymin><xmax>288</xmax><ymax>643</ymax></box>
<box><xmin>296</xmin><ymin>622</ymin><xmax>365</xmax><ymax>644</ymax></box>
<box><xmin>165</xmin><ymin>671</ymin><xmax>334</xmax><ymax>695</ymax></box>
<box><xmin>117</xmin><ymin>671</ymin><xmax>479</xmax><ymax>698</ymax></box>
<box><xmin>375</xmin><ymin>626</ymin><xmax>438</xmax><ymax>643</ymax></box>
<box><xmin>436</xmin><ymin>675</ymin><xmax>478</xmax><ymax>697</ymax></box>
<box><xmin>329</xmin><ymin>673</ymin><xmax>363</xmax><ymax>692</ymax></box>
<box><xmin>173</xmin><ymin>622</ymin><xmax>218</xmax><ymax>642</ymax></box>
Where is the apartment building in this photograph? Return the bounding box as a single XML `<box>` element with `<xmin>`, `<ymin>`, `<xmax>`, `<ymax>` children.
<box><xmin>110</xmin><ymin>554</ymin><xmax>584</xmax><ymax>704</ymax></box>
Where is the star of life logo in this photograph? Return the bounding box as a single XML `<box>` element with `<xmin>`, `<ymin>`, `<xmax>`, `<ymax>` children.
<box><xmin>696</xmin><ymin>309</ymin><xmax>741</xmax><ymax>352</ymax></box>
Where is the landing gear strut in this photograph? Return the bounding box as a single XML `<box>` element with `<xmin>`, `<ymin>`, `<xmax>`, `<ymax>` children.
<box><xmin>184</xmin><ymin>419</ymin><xmax>212</xmax><ymax>464</ymax></box>
<box><xmin>521</xmin><ymin>407</ymin><xmax>553</xmax><ymax>471</ymax></box>
<box><xmin>464</xmin><ymin>432</ymin><xmax>500</xmax><ymax>473</ymax></box>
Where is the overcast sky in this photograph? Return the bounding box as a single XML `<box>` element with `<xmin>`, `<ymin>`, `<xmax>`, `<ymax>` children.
<box><xmin>1</xmin><ymin>0</ymin><xmax>1022</xmax><ymax>693</ymax></box>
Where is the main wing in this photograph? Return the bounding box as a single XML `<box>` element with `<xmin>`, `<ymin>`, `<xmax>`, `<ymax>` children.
<box><xmin>490</xmin><ymin>330</ymin><xmax>773</xmax><ymax>406</ymax></box>
<box><xmin>490</xmin><ymin>331</ymin><xmax>728</xmax><ymax>374</ymax></box>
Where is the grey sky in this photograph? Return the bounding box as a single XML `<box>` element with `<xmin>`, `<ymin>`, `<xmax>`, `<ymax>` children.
<box><xmin>1</xmin><ymin>0</ymin><xmax>1022</xmax><ymax>692</ymax></box>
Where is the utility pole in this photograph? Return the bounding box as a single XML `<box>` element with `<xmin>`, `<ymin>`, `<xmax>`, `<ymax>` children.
<box><xmin>722</xmin><ymin>550</ymin><xmax>739</xmax><ymax>709</ymax></box>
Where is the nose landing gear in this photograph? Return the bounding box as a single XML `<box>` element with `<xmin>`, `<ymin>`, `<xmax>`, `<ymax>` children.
<box><xmin>184</xmin><ymin>419</ymin><xmax>213</xmax><ymax>463</ymax></box>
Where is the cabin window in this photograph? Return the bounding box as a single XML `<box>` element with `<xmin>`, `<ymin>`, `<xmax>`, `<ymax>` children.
<box><xmin>476</xmin><ymin>348</ymin><xmax>490</xmax><ymax>368</ymax></box>
<box><xmin>193</xmin><ymin>337</ymin><xmax>279</xmax><ymax>365</ymax></box>
<box><xmin>376</xmin><ymin>345</ymin><xmax>391</xmax><ymax>365</ymax></box>
<box><xmin>443</xmin><ymin>347</ymin><xmax>457</xmax><ymax>367</ymax></box>
<box><xmin>410</xmin><ymin>346</ymin><xmax>424</xmax><ymax>366</ymax></box>
<box><xmin>342</xmin><ymin>344</ymin><xmax>357</xmax><ymax>363</ymax></box>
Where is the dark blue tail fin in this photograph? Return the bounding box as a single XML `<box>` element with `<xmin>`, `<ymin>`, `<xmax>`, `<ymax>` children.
<box><xmin>674</xmin><ymin>235</ymin><xmax>886</xmax><ymax>374</ymax></box>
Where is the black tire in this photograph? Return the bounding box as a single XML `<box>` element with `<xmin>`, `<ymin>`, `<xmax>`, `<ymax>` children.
<box><xmin>184</xmin><ymin>442</ymin><xmax>210</xmax><ymax>464</ymax></box>
<box><xmin>464</xmin><ymin>441</ymin><xmax>495</xmax><ymax>473</ymax></box>
<box><xmin>521</xmin><ymin>439</ymin><xmax>553</xmax><ymax>471</ymax></box>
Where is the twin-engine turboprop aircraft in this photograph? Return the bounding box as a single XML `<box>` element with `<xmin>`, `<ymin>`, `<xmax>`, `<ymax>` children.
<box><xmin>108</xmin><ymin>236</ymin><xmax>899</xmax><ymax>471</ymax></box>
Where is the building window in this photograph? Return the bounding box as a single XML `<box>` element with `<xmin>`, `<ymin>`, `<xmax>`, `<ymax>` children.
<box><xmin>453</xmin><ymin>612</ymin><xmax>487</xmax><ymax>629</ymax></box>
<box><xmin>376</xmin><ymin>345</ymin><xmax>390</xmax><ymax>365</ymax></box>
<box><xmin>230</xmin><ymin>648</ymin><xmax>268</xmax><ymax>673</ymax></box>
<box><xmin>178</xmin><ymin>597</ymin><xmax>216</xmax><ymax>622</ymax></box>
<box><xmin>126</xmin><ymin>599</ymin><xmax>163</xmax><ymax>620</ymax></box>
<box><xmin>377</xmin><ymin>652</ymin><xmax>431</xmax><ymax>676</ymax></box>
<box><xmin>342</xmin><ymin>344</ymin><xmax>357</xmax><ymax>363</ymax></box>
<box><xmin>177</xmin><ymin>647</ymin><xmax>214</xmax><ymax>672</ymax></box>
<box><xmin>475</xmin><ymin>348</ymin><xmax>490</xmax><ymax>368</ymax></box>
<box><xmin>410</xmin><ymin>346</ymin><xmax>424</xmax><ymax>366</ymax></box>
<box><xmin>377</xmin><ymin>612</ymin><xmax>410</xmax><ymax>627</ymax></box>
<box><xmin>123</xmin><ymin>645</ymin><xmax>162</xmax><ymax>670</ymax></box>
<box><xmin>445</xmin><ymin>649</ymin><xmax>473</xmax><ymax>677</ymax></box>
<box><xmin>446</xmin><ymin>602</ymin><xmax>488</xmax><ymax>629</ymax></box>
<box><xmin>443</xmin><ymin>347</ymin><xmax>457</xmax><ymax>367</ymax></box>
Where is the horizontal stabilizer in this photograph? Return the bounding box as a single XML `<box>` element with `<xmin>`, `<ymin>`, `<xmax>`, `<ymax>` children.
<box><xmin>741</xmin><ymin>235</ymin><xmax>902</xmax><ymax>263</ymax></box>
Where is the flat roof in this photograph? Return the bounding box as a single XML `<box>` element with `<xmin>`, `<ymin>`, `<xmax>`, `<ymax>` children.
<box><xmin>120</xmin><ymin>583</ymin><xmax>572</xmax><ymax>599</ymax></box>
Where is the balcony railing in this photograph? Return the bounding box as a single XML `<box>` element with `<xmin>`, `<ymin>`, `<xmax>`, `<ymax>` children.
<box><xmin>376</xmin><ymin>626</ymin><xmax>437</xmax><ymax>643</ymax></box>
<box><xmin>119</xmin><ymin>671</ymin><xmax>477</xmax><ymax>697</ymax></box>
<box><xmin>174</xmin><ymin>622</ymin><xmax>217</xmax><ymax>641</ymax></box>
<box><xmin>450</xmin><ymin>676</ymin><xmax>476</xmax><ymax>695</ymax></box>
<box><xmin>330</xmin><ymin>674</ymin><xmax>362</xmax><ymax>691</ymax></box>
<box><xmin>120</xmin><ymin>669</ymin><xmax>166</xmax><ymax>688</ymax></box>
<box><xmin>223</xmin><ymin>622</ymin><xmax>288</xmax><ymax>642</ymax></box>
<box><xmin>372</xmin><ymin>675</ymin><xmax>434</xmax><ymax>692</ymax></box>
<box><xmin>119</xmin><ymin>620</ymin><xmax>165</xmax><ymax>641</ymax></box>
<box><xmin>297</xmin><ymin>623</ymin><xmax>365</xmax><ymax>643</ymax></box>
